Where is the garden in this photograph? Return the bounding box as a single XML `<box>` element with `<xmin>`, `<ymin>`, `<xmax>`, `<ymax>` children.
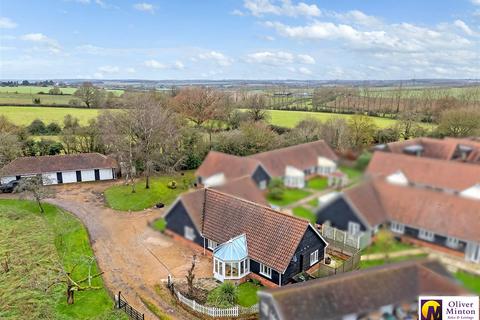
<box><xmin>104</xmin><ymin>171</ymin><xmax>195</xmax><ymax>211</ymax></box>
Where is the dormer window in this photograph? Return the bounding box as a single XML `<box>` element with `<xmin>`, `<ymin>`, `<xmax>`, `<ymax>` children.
<box><xmin>403</xmin><ymin>144</ymin><xmax>424</xmax><ymax>156</ymax></box>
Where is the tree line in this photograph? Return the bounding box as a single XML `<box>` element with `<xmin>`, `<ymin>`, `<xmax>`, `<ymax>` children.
<box><xmin>1</xmin><ymin>87</ymin><xmax>479</xmax><ymax>190</ymax></box>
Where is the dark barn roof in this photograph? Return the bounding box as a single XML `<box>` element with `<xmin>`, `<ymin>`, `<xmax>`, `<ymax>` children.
<box><xmin>260</xmin><ymin>260</ymin><xmax>468</xmax><ymax>320</ymax></box>
<box><xmin>1</xmin><ymin>153</ymin><xmax>118</xmax><ymax>176</ymax></box>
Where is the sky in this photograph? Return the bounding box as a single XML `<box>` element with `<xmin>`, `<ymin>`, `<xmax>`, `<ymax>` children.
<box><xmin>0</xmin><ymin>0</ymin><xmax>479</xmax><ymax>80</ymax></box>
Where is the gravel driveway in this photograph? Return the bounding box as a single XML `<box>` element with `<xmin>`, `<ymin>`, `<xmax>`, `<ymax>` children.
<box><xmin>44</xmin><ymin>182</ymin><xmax>211</xmax><ymax>319</ymax></box>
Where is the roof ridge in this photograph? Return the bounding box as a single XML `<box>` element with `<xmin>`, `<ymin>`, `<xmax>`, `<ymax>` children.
<box><xmin>248</xmin><ymin>140</ymin><xmax>327</xmax><ymax>158</ymax></box>
<box><xmin>372</xmin><ymin>150</ymin><xmax>480</xmax><ymax>168</ymax></box>
<box><xmin>205</xmin><ymin>188</ymin><xmax>311</xmax><ymax>225</ymax></box>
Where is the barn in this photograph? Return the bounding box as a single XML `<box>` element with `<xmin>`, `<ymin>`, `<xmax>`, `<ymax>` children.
<box><xmin>0</xmin><ymin>153</ymin><xmax>118</xmax><ymax>185</ymax></box>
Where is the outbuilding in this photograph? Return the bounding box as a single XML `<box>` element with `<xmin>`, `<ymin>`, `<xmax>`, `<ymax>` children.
<box><xmin>0</xmin><ymin>153</ymin><xmax>118</xmax><ymax>185</ymax></box>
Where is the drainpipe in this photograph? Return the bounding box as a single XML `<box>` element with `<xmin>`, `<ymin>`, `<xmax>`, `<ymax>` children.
<box><xmin>203</xmin><ymin>237</ymin><xmax>206</xmax><ymax>256</ymax></box>
<box><xmin>279</xmin><ymin>273</ymin><xmax>282</xmax><ymax>287</ymax></box>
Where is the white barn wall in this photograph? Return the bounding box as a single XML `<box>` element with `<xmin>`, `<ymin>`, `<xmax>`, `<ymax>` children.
<box><xmin>42</xmin><ymin>172</ymin><xmax>58</xmax><ymax>185</ymax></box>
<box><xmin>99</xmin><ymin>169</ymin><xmax>113</xmax><ymax>180</ymax></box>
<box><xmin>62</xmin><ymin>171</ymin><xmax>77</xmax><ymax>184</ymax></box>
<box><xmin>1</xmin><ymin>176</ymin><xmax>16</xmax><ymax>184</ymax></box>
<box><xmin>81</xmin><ymin>170</ymin><xmax>95</xmax><ymax>182</ymax></box>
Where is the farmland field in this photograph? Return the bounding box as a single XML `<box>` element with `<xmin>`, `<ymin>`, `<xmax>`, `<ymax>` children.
<box><xmin>0</xmin><ymin>106</ymin><xmax>429</xmax><ymax>129</ymax></box>
<box><xmin>0</xmin><ymin>199</ymin><xmax>125</xmax><ymax>319</ymax></box>
<box><xmin>0</xmin><ymin>106</ymin><xmax>103</xmax><ymax>125</ymax></box>
<box><xmin>0</xmin><ymin>86</ymin><xmax>124</xmax><ymax>107</ymax></box>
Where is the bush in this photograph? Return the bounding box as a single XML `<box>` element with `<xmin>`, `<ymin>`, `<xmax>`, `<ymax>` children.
<box><xmin>250</xmin><ymin>278</ymin><xmax>261</xmax><ymax>286</ymax></box>
<box><xmin>355</xmin><ymin>151</ymin><xmax>372</xmax><ymax>171</ymax></box>
<box><xmin>32</xmin><ymin>98</ymin><xmax>41</xmax><ymax>104</ymax></box>
<box><xmin>167</xmin><ymin>180</ymin><xmax>177</xmax><ymax>189</ymax></box>
<box><xmin>27</xmin><ymin>119</ymin><xmax>47</xmax><ymax>135</ymax></box>
<box><xmin>46</xmin><ymin>122</ymin><xmax>62</xmax><ymax>135</ymax></box>
<box><xmin>268</xmin><ymin>187</ymin><xmax>284</xmax><ymax>201</ymax></box>
<box><xmin>152</xmin><ymin>218</ymin><xmax>167</xmax><ymax>233</ymax></box>
<box><xmin>207</xmin><ymin>282</ymin><xmax>238</xmax><ymax>308</ymax></box>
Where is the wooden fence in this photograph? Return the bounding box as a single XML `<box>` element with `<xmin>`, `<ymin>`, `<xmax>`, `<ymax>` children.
<box><xmin>314</xmin><ymin>247</ymin><xmax>361</xmax><ymax>278</ymax></box>
<box><xmin>174</xmin><ymin>287</ymin><xmax>258</xmax><ymax>318</ymax></box>
<box><xmin>116</xmin><ymin>291</ymin><xmax>145</xmax><ymax>320</ymax></box>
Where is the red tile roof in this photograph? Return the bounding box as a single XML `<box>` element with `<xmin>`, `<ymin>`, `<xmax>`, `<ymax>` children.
<box><xmin>249</xmin><ymin>140</ymin><xmax>338</xmax><ymax>177</ymax></box>
<box><xmin>1</xmin><ymin>153</ymin><xmax>118</xmax><ymax>176</ymax></box>
<box><xmin>202</xmin><ymin>189</ymin><xmax>313</xmax><ymax>272</ymax></box>
<box><xmin>195</xmin><ymin>151</ymin><xmax>262</xmax><ymax>179</ymax></box>
<box><xmin>386</xmin><ymin>137</ymin><xmax>459</xmax><ymax>160</ymax></box>
<box><xmin>170</xmin><ymin>176</ymin><xmax>267</xmax><ymax>231</ymax></box>
<box><xmin>262</xmin><ymin>259</ymin><xmax>467</xmax><ymax>320</ymax></box>
<box><xmin>343</xmin><ymin>179</ymin><xmax>480</xmax><ymax>243</ymax></box>
<box><xmin>367</xmin><ymin>151</ymin><xmax>480</xmax><ymax>191</ymax></box>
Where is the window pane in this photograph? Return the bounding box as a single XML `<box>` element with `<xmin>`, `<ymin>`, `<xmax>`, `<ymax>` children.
<box><xmin>225</xmin><ymin>263</ymin><xmax>231</xmax><ymax>276</ymax></box>
<box><xmin>232</xmin><ymin>263</ymin><xmax>239</xmax><ymax>277</ymax></box>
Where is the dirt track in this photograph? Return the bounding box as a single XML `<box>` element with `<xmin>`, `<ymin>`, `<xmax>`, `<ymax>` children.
<box><xmin>44</xmin><ymin>182</ymin><xmax>211</xmax><ymax>319</ymax></box>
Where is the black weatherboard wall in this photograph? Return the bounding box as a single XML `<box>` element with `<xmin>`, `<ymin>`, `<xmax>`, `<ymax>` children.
<box><xmin>252</xmin><ymin>166</ymin><xmax>271</xmax><ymax>186</ymax></box>
<box><xmin>282</xmin><ymin>226</ymin><xmax>327</xmax><ymax>285</ymax></box>
<box><xmin>164</xmin><ymin>201</ymin><xmax>204</xmax><ymax>247</ymax></box>
<box><xmin>315</xmin><ymin>197</ymin><xmax>368</xmax><ymax>231</ymax></box>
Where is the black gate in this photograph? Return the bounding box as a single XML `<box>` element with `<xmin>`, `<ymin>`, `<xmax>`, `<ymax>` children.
<box><xmin>116</xmin><ymin>291</ymin><xmax>145</xmax><ymax>320</ymax></box>
<box><xmin>94</xmin><ymin>169</ymin><xmax>100</xmax><ymax>181</ymax></box>
<box><xmin>56</xmin><ymin>172</ymin><xmax>63</xmax><ymax>184</ymax></box>
<box><xmin>76</xmin><ymin>170</ymin><xmax>82</xmax><ymax>182</ymax></box>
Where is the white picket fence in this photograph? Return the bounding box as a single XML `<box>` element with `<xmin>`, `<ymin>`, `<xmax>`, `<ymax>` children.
<box><xmin>175</xmin><ymin>288</ymin><xmax>258</xmax><ymax>318</ymax></box>
<box><xmin>321</xmin><ymin>224</ymin><xmax>372</xmax><ymax>251</ymax></box>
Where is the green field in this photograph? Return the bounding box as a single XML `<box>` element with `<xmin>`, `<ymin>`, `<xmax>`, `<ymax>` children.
<box><xmin>0</xmin><ymin>86</ymin><xmax>124</xmax><ymax>107</ymax></box>
<box><xmin>0</xmin><ymin>106</ymin><xmax>103</xmax><ymax>125</ymax></box>
<box><xmin>0</xmin><ymin>199</ymin><xmax>124</xmax><ymax>319</ymax></box>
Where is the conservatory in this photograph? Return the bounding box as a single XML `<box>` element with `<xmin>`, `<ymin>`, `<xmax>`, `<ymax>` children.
<box><xmin>317</xmin><ymin>157</ymin><xmax>337</xmax><ymax>176</ymax></box>
<box><xmin>213</xmin><ymin>234</ymin><xmax>250</xmax><ymax>282</ymax></box>
<box><xmin>284</xmin><ymin>166</ymin><xmax>305</xmax><ymax>188</ymax></box>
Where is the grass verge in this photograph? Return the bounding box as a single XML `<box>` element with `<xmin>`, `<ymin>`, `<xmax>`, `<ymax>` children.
<box><xmin>267</xmin><ymin>188</ymin><xmax>311</xmax><ymax>207</ymax></box>
<box><xmin>292</xmin><ymin>206</ymin><xmax>316</xmax><ymax>224</ymax></box>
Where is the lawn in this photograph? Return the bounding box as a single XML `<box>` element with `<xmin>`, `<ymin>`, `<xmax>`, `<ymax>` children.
<box><xmin>307</xmin><ymin>177</ymin><xmax>328</xmax><ymax>190</ymax></box>
<box><xmin>362</xmin><ymin>238</ymin><xmax>415</xmax><ymax>255</ymax></box>
<box><xmin>359</xmin><ymin>254</ymin><xmax>429</xmax><ymax>269</ymax></box>
<box><xmin>0</xmin><ymin>106</ymin><xmax>103</xmax><ymax>126</ymax></box>
<box><xmin>339</xmin><ymin>165</ymin><xmax>363</xmax><ymax>182</ymax></box>
<box><xmin>267</xmin><ymin>188</ymin><xmax>311</xmax><ymax>207</ymax></box>
<box><xmin>0</xmin><ymin>199</ymin><xmax>125</xmax><ymax>319</ymax></box>
<box><xmin>236</xmin><ymin>282</ymin><xmax>261</xmax><ymax>307</ymax></box>
<box><xmin>104</xmin><ymin>171</ymin><xmax>194</xmax><ymax>211</ymax></box>
<box><xmin>307</xmin><ymin>198</ymin><xmax>318</xmax><ymax>207</ymax></box>
<box><xmin>455</xmin><ymin>271</ymin><xmax>480</xmax><ymax>294</ymax></box>
<box><xmin>292</xmin><ymin>206</ymin><xmax>316</xmax><ymax>224</ymax></box>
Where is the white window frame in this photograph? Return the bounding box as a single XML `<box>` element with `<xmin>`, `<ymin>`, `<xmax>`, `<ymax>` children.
<box><xmin>446</xmin><ymin>236</ymin><xmax>459</xmax><ymax>249</ymax></box>
<box><xmin>184</xmin><ymin>226</ymin><xmax>195</xmax><ymax>241</ymax></box>
<box><xmin>390</xmin><ymin>221</ymin><xmax>405</xmax><ymax>234</ymax></box>
<box><xmin>418</xmin><ymin>229</ymin><xmax>434</xmax><ymax>242</ymax></box>
<box><xmin>259</xmin><ymin>263</ymin><xmax>272</xmax><ymax>279</ymax></box>
<box><xmin>258</xmin><ymin>180</ymin><xmax>267</xmax><ymax>190</ymax></box>
<box><xmin>207</xmin><ymin>239</ymin><xmax>217</xmax><ymax>250</ymax></box>
<box><xmin>348</xmin><ymin>222</ymin><xmax>361</xmax><ymax>235</ymax></box>
<box><xmin>310</xmin><ymin>249</ymin><xmax>319</xmax><ymax>266</ymax></box>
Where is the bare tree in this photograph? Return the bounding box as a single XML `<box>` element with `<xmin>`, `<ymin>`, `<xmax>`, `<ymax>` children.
<box><xmin>438</xmin><ymin>108</ymin><xmax>480</xmax><ymax>137</ymax></box>
<box><xmin>74</xmin><ymin>82</ymin><xmax>97</xmax><ymax>108</ymax></box>
<box><xmin>244</xmin><ymin>94</ymin><xmax>270</xmax><ymax>122</ymax></box>
<box><xmin>100</xmin><ymin>92</ymin><xmax>181</xmax><ymax>190</ymax></box>
<box><xmin>347</xmin><ymin>115</ymin><xmax>378</xmax><ymax>151</ymax></box>
<box><xmin>14</xmin><ymin>176</ymin><xmax>55</xmax><ymax>213</ymax></box>
<box><xmin>186</xmin><ymin>255</ymin><xmax>197</xmax><ymax>298</ymax></box>
<box><xmin>172</xmin><ymin>87</ymin><xmax>225</xmax><ymax>127</ymax></box>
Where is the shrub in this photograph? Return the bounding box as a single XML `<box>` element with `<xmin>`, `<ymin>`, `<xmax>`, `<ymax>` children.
<box><xmin>207</xmin><ymin>282</ymin><xmax>238</xmax><ymax>308</ymax></box>
<box><xmin>268</xmin><ymin>187</ymin><xmax>284</xmax><ymax>201</ymax></box>
<box><xmin>355</xmin><ymin>151</ymin><xmax>372</xmax><ymax>171</ymax></box>
<box><xmin>152</xmin><ymin>218</ymin><xmax>167</xmax><ymax>233</ymax></box>
<box><xmin>32</xmin><ymin>98</ymin><xmax>41</xmax><ymax>104</ymax></box>
<box><xmin>46</xmin><ymin>122</ymin><xmax>62</xmax><ymax>135</ymax></box>
<box><xmin>27</xmin><ymin>119</ymin><xmax>47</xmax><ymax>135</ymax></box>
<box><xmin>167</xmin><ymin>180</ymin><xmax>177</xmax><ymax>189</ymax></box>
<box><xmin>250</xmin><ymin>278</ymin><xmax>261</xmax><ymax>286</ymax></box>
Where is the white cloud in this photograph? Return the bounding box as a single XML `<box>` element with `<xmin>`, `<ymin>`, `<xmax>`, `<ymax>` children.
<box><xmin>243</xmin><ymin>0</ymin><xmax>321</xmax><ymax>17</ymax></box>
<box><xmin>144</xmin><ymin>59</ymin><xmax>166</xmax><ymax>69</ymax></box>
<box><xmin>126</xmin><ymin>67</ymin><xmax>136</xmax><ymax>73</ymax></box>
<box><xmin>98</xmin><ymin>65</ymin><xmax>120</xmax><ymax>73</ymax></box>
<box><xmin>297</xmin><ymin>54</ymin><xmax>315</xmax><ymax>64</ymax></box>
<box><xmin>0</xmin><ymin>17</ymin><xmax>17</xmax><ymax>29</ymax></box>
<box><xmin>471</xmin><ymin>0</ymin><xmax>480</xmax><ymax>5</ymax></box>
<box><xmin>20</xmin><ymin>33</ymin><xmax>61</xmax><ymax>54</ymax></box>
<box><xmin>231</xmin><ymin>9</ymin><xmax>245</xmax><ymax>16</ymax></box>
<box><xmin>198</xmin><ymin>51</ymin><xmax>233</xmax><ymax>66</ymax></box>
<box><xmin>174</xmin><ymin>61</ymin><xmax>185</xmax><ymax>69</ymax></box>
<box><xmin>133</xmin><ymin>2</ymin><xmax>156</xmax><ymax>13</ymax></box>
<box><xmin>298</xmin><ymin>67</ymin><xmax>312</xmax><ymax>75</ymax></box>
<box><xmin>334</xmin><ymin>10</ymin><xmax>382</xmax><ymax>27</ymax></box>
<box><xmin>453</xmin><ymin>19</ymin><xmax>474</xmax><ymax>35</ymax></box>
<box><xmin>246</xmin><ymin>51</ymin><xmax>315</xmax><ymax>66</ymax></box>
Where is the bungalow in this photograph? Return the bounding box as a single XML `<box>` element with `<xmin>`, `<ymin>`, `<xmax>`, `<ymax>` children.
<box><xmin>195</xmin><ymin>140</ymin><xmax>339</xmax><ymax>190</ymax></box>
<box><xmin>367</xmin><ymin>151</ymin><xmax>480</xmax><ymax>198</ymax></box>
<box><xmin>316</xmin><ymin>178</ymin><xmax>480</xmax><ymax>263</ymax></box>
<box><xmin>0</xmin><ymin>153</ymin><xmax>118</xmax><ymax>185</ymax></box>
<box><xmin>258</xmin><ymin>259</ymin><xmax>468</xmax><ymax>320</ymax></box>
<box><xmin>195</xmin><ymin>151</ymin><xmax>271</xmax><ymax>189</ymax></box>
<box><xmin>164</xmin><ymin>183</ymin><xmax>328</xmax><ymax>286</ymax></box>
<box><xmin>375</xmin><ymin>137</ymin><xmax>480</xmax><ymax>163</ymax></box>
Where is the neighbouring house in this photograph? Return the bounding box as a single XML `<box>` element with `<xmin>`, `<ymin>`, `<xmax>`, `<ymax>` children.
<box><xmin>0</xmin><ymin>153</ymin><xmax>118</xmax><ymax>185</ymax></box>
<box><xmin>375</xmin><ymin>137</ymin><xmax>480</xmax><ymax>163</ymax></box>
<box><xmin>195</xmin><ymin>140</ymin><xmax>339</xmax><ymax>190</ymax></box>
<box><xmin>316</xmin><ymin>178</ymin><xmax>480</xmax><ymax>263</ymax></box>
<box><xmin>164</xmin><ymin>185</ymin><xmax>328</xmax><ymax>286</ymax></box>
<box><xmin>258</xmin><ymin>259</ymin><xmax>469</xmax><ymax>320</ymax></box>
<box><xmin>195</xmin><ymin>151</ymin><xmax>271</xmax><ymax>189</ymax></box>
<box><xmin>367</xmin><ymin>151</ymin><xmax>480</xmax><ymax>198</ymax></box>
